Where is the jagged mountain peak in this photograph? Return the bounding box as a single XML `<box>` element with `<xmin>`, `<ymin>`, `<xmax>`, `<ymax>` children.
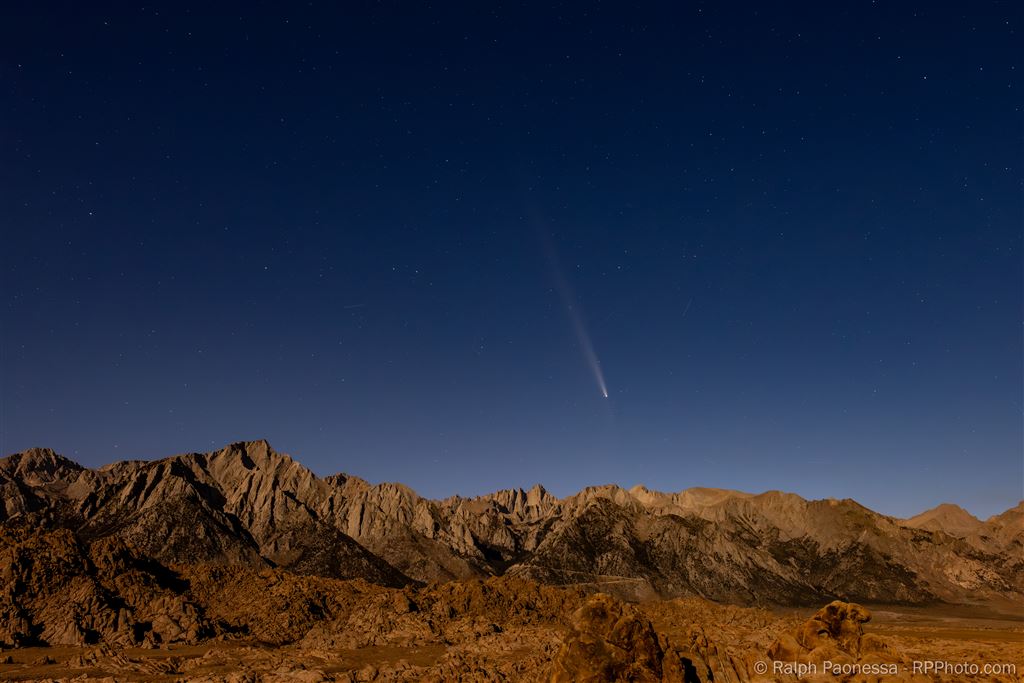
<box><xmin>173</xmin><ymin>439</ymin><xmax>298</xmax><ymax>473</ymax></box>
<box><xmin>323</xmin><ymin>471</ymin><xmax>365</xmax><ymax>488</ymax></box>
<box><xmin>3</xmin><ymin>442</ymin><xmax>1022</xmax><ymax>607</ymax></box>
<box><xmin>209</xmin><ymin>439</ymin><xmax>285</xmax><ymax>466</ymax></box>
<box><xmin>477</xmin><ymin>483</ymin><xmax>554</xmax><ymax>513</ymax></box>
<box><xmin>0</xmin><ymin>447</ymin><xmax>84</xmax><ymax>485</ymax></box>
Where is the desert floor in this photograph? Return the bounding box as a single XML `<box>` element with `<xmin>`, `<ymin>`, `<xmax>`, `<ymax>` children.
<box><xmin>0</xmin><ymin>599</ymin><xmax>1020</xmax><ymax>682</ymax></box>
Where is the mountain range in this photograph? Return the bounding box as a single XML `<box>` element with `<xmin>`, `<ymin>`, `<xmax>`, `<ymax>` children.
<box><xmin>2</xmin><ymin>439</ymin><xmax>1021</xmax><ymax>608</ymax></box>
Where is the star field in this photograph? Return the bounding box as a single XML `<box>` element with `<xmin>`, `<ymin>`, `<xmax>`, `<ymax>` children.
<box><xmin>2</xmin><ymin>2</ymin><xmax>1021</xmax><ymax>517</ymax></box>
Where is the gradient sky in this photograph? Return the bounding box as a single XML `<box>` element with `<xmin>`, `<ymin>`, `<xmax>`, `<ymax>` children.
<box><xmin>2</xmin><ymin>2</ymin><xmax>1021</xmax><ymax>518</ymax></box>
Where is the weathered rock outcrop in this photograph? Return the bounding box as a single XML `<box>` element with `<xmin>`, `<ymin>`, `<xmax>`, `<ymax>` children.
<box><xmin>767</xmin><ymin>601</ymin><xmax>896</xmax><ymax>667</ymax></box>
<box><xmin>0</xmin><ymin>571</ymin><xmax>1019</xmax><ymax>682</ymax></box>
<box><xmin>0</xmin><ymin>528</ymin><xmax>210</xmax><ymax>648</ymax></box>
<box><xmin>549</xmin><ymin>593</ymin><xmax>711</xmax><ymax>683</ymax></box>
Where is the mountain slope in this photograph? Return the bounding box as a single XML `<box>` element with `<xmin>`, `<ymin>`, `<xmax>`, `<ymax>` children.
<box><xmin>903</xmin><ymin>503</ymin><xmax>984</xmax><ymax>537</ymax></box>
<box><xmin>1</xmin><ymin>442</ymin><xmax>411</xmax><ymax>587</ymax></box>
<box><xmin>1</xmin><ymin>441</ymin><xmax>1021</xmax><ymax>607</ymax></box>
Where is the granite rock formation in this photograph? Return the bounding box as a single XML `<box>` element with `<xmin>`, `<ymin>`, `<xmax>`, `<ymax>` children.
<box><xmin>2</xmin><ymin>440</ymin><xmax>1021</xmax><ymax>611</ymax></box>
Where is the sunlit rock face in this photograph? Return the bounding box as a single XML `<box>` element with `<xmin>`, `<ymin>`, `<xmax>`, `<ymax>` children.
<box><xmin>1</xmin><ymin>441</ymin><xmax>1021</xmax><ymax>606</ymax></box>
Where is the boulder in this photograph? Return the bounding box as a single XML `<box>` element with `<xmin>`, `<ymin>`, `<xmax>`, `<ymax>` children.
<box><xmin>549</xmin><ymin>593</ymin><xmax>709</xmax><ymax>683</ymax></box>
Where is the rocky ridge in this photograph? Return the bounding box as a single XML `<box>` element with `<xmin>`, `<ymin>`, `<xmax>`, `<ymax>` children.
<box><xmin>2</xmin><ymin>440</ymin><xmax>1021</xmax><ymax>609</ymax></box>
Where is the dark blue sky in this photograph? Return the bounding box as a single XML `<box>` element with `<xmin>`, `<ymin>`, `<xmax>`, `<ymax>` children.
<box><xmin>2</xmin><ymin>2</ymin><xmax>1021</xmax><ymax>518</ymax></box>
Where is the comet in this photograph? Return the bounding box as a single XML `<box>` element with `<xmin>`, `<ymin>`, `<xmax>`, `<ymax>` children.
<box><xmin>560</xmin><ymin>289</ymin><xmax>610</xmax><ymax>399</ymax></box>
<box><xmin>540</xmin><ymin>231</ymin><xmax>610</xmax><ymax>399</ymax></box>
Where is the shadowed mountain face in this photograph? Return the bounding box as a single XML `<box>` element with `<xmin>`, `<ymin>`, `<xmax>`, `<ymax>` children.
<box><xmin>1</xmin><ymin>441</ymin><xmax>1021</xmax><ymax>608</ymax></box>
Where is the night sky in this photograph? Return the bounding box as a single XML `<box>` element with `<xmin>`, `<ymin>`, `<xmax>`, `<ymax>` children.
<box><xmin>3</xmin><ymin>2</ymin><xmax>1021</xmax><ymax>518</ymax></box>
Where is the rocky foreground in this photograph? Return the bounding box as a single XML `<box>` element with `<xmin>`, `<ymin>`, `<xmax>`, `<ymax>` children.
<box><xmin>0</xmin><ymin>526</ymin><xmax>1021</xmax><ymax>682</ymax></box>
